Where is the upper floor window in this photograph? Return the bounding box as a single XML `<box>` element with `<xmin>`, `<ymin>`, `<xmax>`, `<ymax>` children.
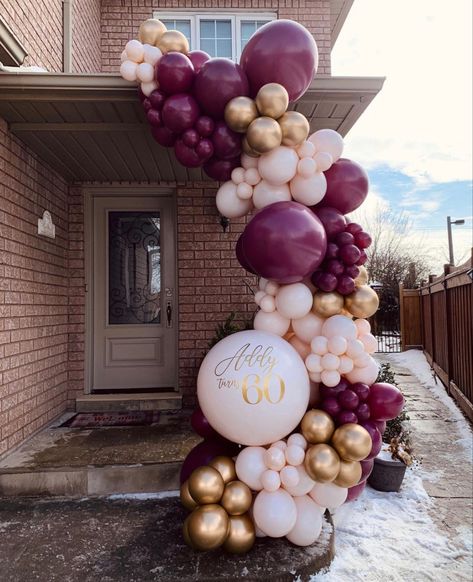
<box><xmin>156</xmin><ymin>12</ymin><xmax>276</xmax><ymax>61</ymax></box>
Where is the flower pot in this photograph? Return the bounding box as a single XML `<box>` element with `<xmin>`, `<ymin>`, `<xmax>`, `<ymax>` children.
<box><xmin>368</xmin><ymin>456</ymin><xmax>407</xmax><ymax>492</ymax></box>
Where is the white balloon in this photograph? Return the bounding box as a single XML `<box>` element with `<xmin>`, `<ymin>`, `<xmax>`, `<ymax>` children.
<box><xmin>297</xmin><ymin>140</ymin><xmax>316</xmax><ymax>159</ymax></box>
<box><xmin>327</xmin><ymin>335</ymin><xmax>348</xmax><ymax>356</ymax></box>
<box><xmin>309</xmin><ymin>129</ymin><xmax>344</xmax><ymax>162</ymax></box>
<box><xmin>292</xmin><ymin>312</ymin><xmax>324</xmax><ymax>344</ymax></box>
<box><xmin>346</xmin><ymin>338</ymin><xmax>366</xmax><ymax>358</ymax></box>
<box><xmin>285</xmin><ymin>445</ymin><xmax>305</xmax><ymax>466</ymax></box>
<box><xmin>290</xmin><ymin>172</ymin><xmax>327</xmax><ymax>206</ymax></box>
<box><xmin>321</xmin><ymin>369</ymin><xmax>341</xmax><ymax>387</ymax></box>
<box><xmin>305</xmin><ymin>353</ymin><xmax>322</xmax><ymax>373</ymax></box>
<box><xmin>297</xmin><ymin>157</ymin><xmax>317</xmax><ymax>178</ymax></box>
<box><xmin>261</xmin><ymin>469</ymin><xmax>281</xmax><ymax>492</ymax></box>
<box><xmin>355</xmin><ymin>318</ymin><xmax>371</xmax><ymax>336</ymax></box>
<box><xmin>253</xmin><ymin>489</ymin><xmax>297</xmax><ymax>537</ymax></box>
<box><xmin>345</xmin><ymin>355</ymin><xmax>379</xmax><ymax>385</ymax></box>
<box><xmin>275</xmin><ymin>283</ymin><xmax>313</xmax><ymax>320</ymax></box>
<box><xmin>231</xmin><ymin>167</ymin><xmax>245</xmax><ymax>184</ymax></box>
<box><xmin>260</xmin><ymin>294</ymin><xmax>276</xmax><ymax>313</ymax></box>
<box><xmin>125</xmin><ymin>39</ymin><xmax>144</xmax><ymax>62</ymax></box>
<box><xmin>311</xmin><ymin>336</ymin><xmax>328</xmax><ymax>355</ymax></box>
<box><xmin>136</xmin><ymin>62</ymin><xmax>155</xmax><ymax>83</ymax></box>
<box><xmin>236</xmin><ymin>182</ymin><xmax>253</xmax><ymax>200</ymax></box>
<box><xmin>338</xmin><ymin>355</ymin><xmax>354</xmax><ymax>374</ymax></box>
<box><xmin>289</xmin><ymin>336</ymin><xmax>311</xmax><ymax>360</ymax></box>
<box><xmin>198</xmin><ymin>331</ymin><xmax>310</xmax><ymax>446</ymax></box>
<box><xmin>322</xmin><ymin>315</ymin><xmax>358</xmax><ymax>340</ymax></box>
<box><xmin>245</xmin><ymin>168</ymin><xmax>261</xmax><ymax>186</ymax></box>
<box><xmin>265</xmin><ymin>281</ymin><xmax>280</xmax><ymax>296</ymax></box>
<box><xmin>253</xmin><ymin>309</ymin><xmax>290</xmax><ymax>337</ymax></box>
<box><xmin>258</xmin><ymin>146</ymin><xmax>299</xmax><ymax>185</ymax></box>
<box><xmin>287</xmin><ymin>433</ymin><xmax>308</xmax><ymax>450</ymax></box>
<box><xmin>216</xmin><ymin>181</ymin><xmax>253</xmax><ymax>218</ymax></box>
<box><xmin>314</xmin><ymin>151</ymin><xmax>333</xmax><ymax>172</ymax></box>
<box><xmin>309</xmin><ymin>371</ymin><xmax>322</xmax><ymax>383</ymax></box>
<box><xmin>235</xmin><ymin>446</ymin><xmax>267</xmax><ymax>491</ymax></box>
<box><xmin>310</xmin><ymin>482</ymin><xmax>347</xmax><ymax>509</ymax></box>
<box><xmin>254</xmin><ymin>290</ymin><xmax>266</xmax><ymax>306</ymax></box>
<box><xmin>252</xmin><ymin>180</ymin><xmax>291</xmax><ymax>209</ymax></box>
<box><xmin>321</xmin><ymin>353</ymin><xmax>340</xmax><ymax>371</ymax></box>
<box><xmin>282</xmin><ymin>465</ymin><xmax>315</xmax><ymax>496</ymax></box>
<box><xmin>264</xmin><ymin>447</ymin><xmax>286</xmax><ymax>471</ymax></box>
<box><xmin>271</xmin><ymin>440</ymin><xmax>287</xmax><ymax>451</ymax></box>
<box><xmin>354</xmin><ymin>353</ymin><xmax>371</xmax><ymax>368</ymax></box>
<box><xmin>143</xmin><ymin>43</ymin><xmax>162</xmax><ymax>65</ymax></box>
<box><xmin>360</xmin><ymin>333</ymin><xmax>378</xmax><ymax>353</ymax></box>
<box><xmin>140</xmin><ymin>80</ymin><xmax>158</xmax><ymax>96</ymax></box>
<box><xmin>241</xmin><ymin>153</ymin><xmax>259</xmax><ymax>169</ymax></box>
<box><xmin>280</xmin><ymin>465</ymin><xmax>300</xmax><ymax>488</ymax></box>
<box><xmin>286</xmin><ymin>495</ymin><xmax>323</xmax><ymax>546</ymax></box>
<box><xmin>120</xmin><ymin>60</ymin><xmax>138</xmax><ymax>82</ymax></box>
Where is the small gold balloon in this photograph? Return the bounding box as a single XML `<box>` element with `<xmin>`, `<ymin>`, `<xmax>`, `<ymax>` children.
<box><xmin>255</xmin><ymin>83</ymin><xmax>289</xmax><ymax>119</ymax></box>
<box><xmin>223</xmin><ymin>513</ymin><xmax>256</xmax><ymax>554</ymax></box>
<box><xmin>138</xmin><ymin>19</ymin><xmax>167</xmax><ymax>45</ymax></box>
<box><xmin>333</xmin><ymin>459</ymin><xmax>362</xmax><ymax>488</ymax></box>
<box><xmin>221</xmin><ymin>481</ymin><xmax>252</xmax><ymax>516</ymax></box>
<box><xmin>278</xmin><ymin>111</ymin><xmax>310</xmax><ymax>147</ymax></box>
<box><xmin>344</xmin><ymin>285</ymin><xmax>379</xmax><ymax>319</ymax></box>
<box><xmin>242</xmin><ymin>136</ymin><xmax>261</xmax><ymax>158</ymax></box>
<box><xmin>208</xmin><ymin>456</ymin><xmax>237</xmax><ymax>485</ymax></box>
<box><xmin>246</xmin><ymin>117</ymin><xmax>282</xmax><ymax>154</ymax></box>
<box><xmin>158</xmin><ymin>30</ymin><xmax>189</xmax><ymax>54</ymax></box>
<box><xmin>183</xmin><ymin>515</ymin><xmax>194</xmax><ymax>548</ymax></box>
<box><xmin>312</xmin><ymin>291</ymin><xmax>344</xmax><ymax>318</ymax></box>
<box><xmin>332</xmin><ymin>423</ymin><xmax>372</xmax><ymax>462</ymax></box>
<box><xmin>355</xmin><ymin>265</ymin><xmax>369</xmax><ymax>286</ymax></box>
<box><xmin>304</xmin><ymin>444</ymin><xmax>341</xmax><ymax>483</ymax></box>
<box><xmin>188</xmin><ymin>466</ymin><xmax>224</xmax><ymax>505</ymax></box>
<box><xmin>180</xmin><ymin>479</ymin><xmax>198</xmax><ymax>511</ymax></box>
<box><xmin>187</xmin><ymin>504</ymin><xmax>229</xmax><ymax>551</ymax></box>
<box><xmin>301</xmin><ymin>409</ymin><xmax>336</xmax><ymax>444</ymax></box>
<box><xmin>224</xmin><ymin>97</ymin><xmax>258</xmax><ymax>133</ymax></box>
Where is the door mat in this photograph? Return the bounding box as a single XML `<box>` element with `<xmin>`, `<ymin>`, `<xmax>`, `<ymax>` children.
<box><xmin>62</xmin><ymin>410</ymin><xmax>160</xmax><ymax>428</ymax></box>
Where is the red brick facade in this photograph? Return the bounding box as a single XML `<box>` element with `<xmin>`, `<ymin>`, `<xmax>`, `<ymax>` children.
<box><xmin>0</xmin><ymin>0</ymin><xmax>332</xmax><ymax>457</ymax></box>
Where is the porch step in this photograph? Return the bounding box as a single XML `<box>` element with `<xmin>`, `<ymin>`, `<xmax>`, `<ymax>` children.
<box><xmin>0</xmin><ymin>411</ymin><xmax>200</xmax><ymax>498</ymax></box>
<box><xmin>75</xmin><ymin>392</ymin><xmax>182</xmax><ymax>412</ymax></box>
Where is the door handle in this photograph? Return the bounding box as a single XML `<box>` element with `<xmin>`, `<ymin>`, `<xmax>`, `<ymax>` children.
<box><xmin>166</xmin><ymin>301</ymin><xmax>172</xmax><ymax>327</ymax></box>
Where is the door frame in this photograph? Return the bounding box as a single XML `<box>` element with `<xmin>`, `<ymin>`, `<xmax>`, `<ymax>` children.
<box><xmin>83</xmin><ymin>186</ymin><xmax>178</xmax><ymax>395</ymax></box>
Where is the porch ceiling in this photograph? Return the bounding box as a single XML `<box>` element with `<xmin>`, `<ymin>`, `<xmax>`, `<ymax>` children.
<box><xmin>0</xmin><ymin>73</ymin><xmax>384</xmax><ymax>183</ymax></box>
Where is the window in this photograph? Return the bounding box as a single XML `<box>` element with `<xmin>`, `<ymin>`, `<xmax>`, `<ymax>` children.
<box><xmin>157</xmin><ymin>12</ymin><xmax>276</xmax><ymax>61</ymax></box>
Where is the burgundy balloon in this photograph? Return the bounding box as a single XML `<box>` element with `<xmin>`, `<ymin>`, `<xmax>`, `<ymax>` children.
<box><xmin>373</xmin><ymin>419</ymin><xmax>387</xmax><ymax>435</ymax></box>
<box><xmin>355</xmin><ymin>402</ymin><xmax>371</xmax><ymax>422</ymax></box>
<box><xmin>191</xmin><ymin>407</ymin><xmax>217</xmax><ymax>439</ymax></box>
<box><xmin>236</xmin><ymin>235</ymin><xmax>257</xmax><ymax>274</ymax></box>
<box><xmin>318</xmin><ymin>158</ymin><xmax>370</xmax><ymax>214</ymax></box>
<box><xmin>326</xmin><ymin>259</ymin><xmax>344</xmax><ymax>276</ymax></box>
<box><xmin>359</xmin><ymin>458</ymin><xmax>375</xmax><ymax>483</ymax></box>
<box><xmin>203</xmin><ymin>156</ymin><xmax>240</xmax><ymax>181</ymax></box>
<box><xmin>211</xmin><ymin>121</ymin><xmax>242</xmax><ymax>160</ymax></box>
<box><xmin>150</xmin><ymin>126</ymin><xmax>178</xmax><ymax>147</ymax></box>
<box><xmin>149</xmin><ymin>89</ymin><xmax>166</xmax><ymax>110</ymax></box>
<box><xmin>345</xmin><ymin>265</ymin><xmax>360</xmax><ymax>279</ymax></box>
<box><xmin>338</xmin><ymin>389</ymin><xmax>359</xmax><ymax>411</ymax></box>
<box><xmin>360</xmin><ymin>420</ymin><xmax>382</xmax><ymax>460</ymax></box>
<box><xmin>180</xmin><ymin>438</ymin><xmax>240</xmax><ymax>483</ymax></box>
<box><xmin>174</xmin><ymin>139</ymin><xmax>202</xmax><ymax>168</ymax></box>
<box><xmin>339</xmin><ymin>244</ymin><xmax>362</xmax><ymax>266</ymax></box>
<box><xmin>195</xmin><ymin>116</ymin><xmax>215</xmax><ymax>137</ymax></box>
<box><xmin>351</xmin><ymin>383</ymin><xmax>370</xmax><ymax>401</ymax></box>
<box><xmin>314</xmin><ymin>207</ymin><xmax>347</xmax><ymax>238</ymax></box>
<box><xmin>146</xmin><ymin>108</ymin><xmax>162</xmax><ymax>127</ymax></box>
<box><xmin>312</xmin><ymin>271</ymin><xmax>338</xmax><ymax>292</ymax></box>
<box><xmin>194</xmin><ymin>58</ymin><xmax>249</xmax><ymax>119</ymax></box>
<box><xmin>355</xmin><ymin>231</ymin><xmax>373</xmax><ymax>249</ymax></box>
<box><xmin>182</xmin><ymin>128</ymin><xmax>200</xmax><ymax>148</ymax></box>
<box><xmin>367</xmin><ymin>382</ymin><xmax>405</xmax><ymax>421</ymax></box>
<box><xmin>196</xmin><ymin>138</ymin><xmax>214</xmax><ymax>161</ymax></box>
<box><xmin>240</xmin><ymin>19</ymin><xmax>318</xmax><ymax>101</ymax></box>
<box><xmin>325</xmin><ymin>243</ymin><xmax>339</xmax><ymax>260</ymax></box>
<box><xmin>335</xmin><ymin>232</ymin><xmax>355</xmax><ymax>246</ymax></box>
<box><xmin>336</xmin><ymin>275</ymin><xmax>355</xmax><ymax>295</ymax></box>
<box><xmin>142</xmin><ymin>98</ymin><xmax>152</xmax><ymax>112</ymax></box>
<box><xmin>356</xmin><ymin>250</ymin><xmax>368</xmax><ymax>266</ymax></box>
<box><xmin>320</xmin><ymin>383</ymin><xmax>345</xmax><ymax>400</ymax></box>
<box><xmin>321</xmin><ymin>397</ymin><xmax>341</xmax><ymax>418</ymax></box>
<box><xmin>156</xmin><ymin>52</ymin><xmax>195</xmax><ymax>95</ymax></box>
<box><xmin>162</xmin><ymin>93</ymin><xmax>200</xmax><ymax>133</ymax></box>
<box><xmin>346</xmin><ymin>481</ymin><xmax>366</xmax><ymax>502</ymax></box>
<box><xmin>188</xmin><ymin>50</ymin><xmax>211</xmax><ymax>74</ymax></box>
<box><xmin>345</xmin><ymin>222</ymin><xmax>363</xmax><ymax>235</ymax></box>
<box><xmin>239</xmin><ymin>202</ymin><xmax>327</xmax><ymax>284</ymax></box>
<box><xmin>337</xmin><ymin>410</ymin><xmax>358</xmax><ymax>425</ymax></box>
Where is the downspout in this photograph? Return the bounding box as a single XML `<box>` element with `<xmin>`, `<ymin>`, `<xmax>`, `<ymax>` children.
<box><xmin>63</xmin><ymin>0</ymin><xmax>72</xmax><ymax>72</ymax></box>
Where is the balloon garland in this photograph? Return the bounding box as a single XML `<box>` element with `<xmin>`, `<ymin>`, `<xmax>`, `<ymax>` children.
<box><xmin>120</xmin><ymin>18</ymin><xmax>405</xmax><ymax>555</ymax></box>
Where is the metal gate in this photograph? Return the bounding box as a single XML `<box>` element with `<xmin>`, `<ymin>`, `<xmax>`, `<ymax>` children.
<box><xmin>369</xmin><ymin>287</ymin><xmax>401</xmax><ymax>353</ymax></box>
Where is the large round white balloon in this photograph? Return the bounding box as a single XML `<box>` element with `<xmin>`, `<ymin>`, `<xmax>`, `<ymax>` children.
<box><xmin>322</xmin><ymin>315</ymin><xmax>358</xmax><ymax>340</ymax></box>
<box><xmin>252</xmin><ymin>180</ymin><xmax>291</xmax><ymax>209</ymax></box>
<box><xmin>235</xmin><ymin>446</ymin><xmax>267</xmax><ymax>491</ymax></box>
<box><xmin>120</xmin><ymin>60</ymin><xmax>138</xmax><ymax>82</ymax></box>
<box><xmin>286</xmin><ymin>495</ymin><xmax>323</xmax><ymax>546</ymax></box>
<box><xmin>258</xmin><ymin>146</ymin><xmax>299</xmax><ymax>185</ymax></box>
<box><xmin>309</xmin><ymin>482</ymin><xmax>347</xmax><ymax>509</ymax></box>
<box><xmin>253</xmin><ymin>309</ymin><xmax>290</xmax><ymax>337</ymax></box>
<box><xmin>216</xmin><ymin>181</ymin><xmax>253</xmax><ymax>218</ymax></box>
<box><xmin>253</xmin><ymin>489</ymin><xmax>297</xmax><ymax>537</ymax></box>
<box><xmin>289</xmin><ymin>172</ymin><xmax>327</xmax><ymax>206</ymax></box>
<box><xmin>309</xmin><ymin>129</ymin><xmax>344</xmax><ymax>162</ymax></box>
<box><xmin>275</xmin><ymin>283</ymin><xmax>313</xmax><ymax>320</ymax></box>
<box><xmin>345</xmin><ymin>356</ymin><xmax>379</xmax><ymax>385</ymax></box>
<box><xmin>197</xmin><ymin>330</ymin><xmax>310</xmax><ymax>446</ymax></box>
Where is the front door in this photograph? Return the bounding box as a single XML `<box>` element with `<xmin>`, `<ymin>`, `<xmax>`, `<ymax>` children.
<box><xmin>89</xmin><ymin>194</ymin><xmax>176</xmax><ymax>391</ymax></box>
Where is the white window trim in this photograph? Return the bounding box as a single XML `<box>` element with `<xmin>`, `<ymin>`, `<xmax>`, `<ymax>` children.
<box><xmin>155</xmin><ymin>11</ymin><xmax>276</xmax><ymax>61</ymax></box>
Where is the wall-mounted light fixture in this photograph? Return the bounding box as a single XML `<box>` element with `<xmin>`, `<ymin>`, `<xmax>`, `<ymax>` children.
<box><xmin>38</xmin><ymin>210</ymin><xmax>55</xmax><ymax>239</ymax></box>
<box><xmin>219</xmin><ymin>215</ymin><xmax>230</xmax><ymax>233</ymax></box>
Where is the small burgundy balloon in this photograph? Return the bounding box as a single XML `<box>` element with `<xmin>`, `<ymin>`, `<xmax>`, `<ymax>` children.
<box><xmin>360</xmin><ymin>420</ymin><xmax>382</xmax><ymax>460</ymax></box>
<box><xmin>195</xmin><ymin>116</ymin><xmax>215</xmax><ymax>137</ymax></box>
<box><xmin>352</xmin><ymin>383</ymin><xmax>370</xmax><ymax>401</ymax></box>
<box><xmin>367</xmin><ymin>383</ymin><xmax>404</xmax><ymax>421</ymax></box>
<box><xmin>359</xmin><ymin>458</ymin><xmax>374</xmax><ymax>483</ymax></box>
<box><xmin>191</xmin><ymin>407</ymin><xmax>217</xmax><ymax>439</ymax></box>
<box><xmin>146</xmin><ymin>108</ymin><xmax>162</xmax><ymax>127</ymax></box>
<box><xmin>335</xmin><ymin>232</ymin><xmax>355</xmax><ymax>246</ymax></box>
<box><xmin>211</xmin><ymin>121</ymin><xmax>242</xmax><ymax>160</ymax></box>
<box><xmin>338</xmin><ymin>389</ymin><xmax>359</xmax><ymax>411</ymax></box>
<box><xmin>320</xmin><ymin>384</ymin><xmax>343</xmax><ymax>399</ymax></box>
<box><xmin>339</xmin><ymin>244</ymin><xmax>361</xmax><ymax>266</ymax></box>
<box><xmin>196</xmin><ymin>138</ymin><xmax>214</xmax><ymax>161</ymax></box>
<box><xmin>194</xmin><ymin>58</ymin><xmax>249</xmax><ymax>119</ymax></box>
<box><xmin>174</xmin><ymin>139</ymin><xmax>202</xmax><ymax>168</ymax></box>
<box><xmin>149</xmin><ymin>89</ymin><xmax>166</xmax><ymax>110</ymax></box>
<box><xmin>180</xmin><ymin>438</ymin><xmax>240</xmax><ymax>484</ymax></box>
<box><xmin>142</xmin><ymin>98</ymin><xmax>152</xmax><ymax>112</ymax></box>
<box><xmin>355</xmin><ymin>231</ymin><xmax>373</xmax><ymax>249</ymax></box>
<box><xmin>355</xmin><ymin>402</ymin><xmax>371</xmax><ymax>422</ymax></box>
<box><xmin>150</xmin><ymin>126</ymin><xmax>178</xmax><ymax>147</ymax></box>
<box><xmin>162</xmin><ymin>93</ymin><xmax>200</xmax><ymax>133</ymax></box>
<box><xmin>337</xmin><ymin>410</ymin><xmax>358</xmax><ymax>425</ymax></box>
<box><xmin>326</xmin><ymin>259</ymin><xmax>344</xmax><ymax>276</ymax></box>
<box><xmin>346</xmin><ymin>480</ymin><xmax>366</xmax><ymax>502</ymax></box>
<box><xmin>188</xmin><ymin>50</ymin><xmax>211</xmax><ymax>74</ymax></box>
<box><xmin>203</xmin><ymin>156</ymin><xmax>240</xmax><ymax>181</ymax></box>
<box><xmin>318</xmin><ymin>158</ymin><xmax>370</xmax><ymax>215</ymax></box>
<box><xmin>156</xmin><ymin>52</ymin><xmax>195</xmax><ymax>95</ymax></box>
<box><xmin>325</xmin><ymin>243</ymin><xmax>339</xmax><ymax>260</ymax></box>
<box><xmin>345</xmin><ymin>265</ymin><xmax>360</xmax><ymax>279</ymax></box>
<box><xmin>236</xmin><ymin>235</ymin><xmax>257</xmax><ymax>274</ymax></box>
<box><xmin>312</xmin><ymin>271</ymin><xmax>338</xmax><ymax>292</ymax></box>
<box><xmin>336</xmin><ymin>275</ymin><xmax>355</xmax><ymax>295</ymax></box>
<box><xmin>345</xmin><ymin>222</ymin><xmax>363</xmax><ymax>235</ymax></box>
<box><xmin>356</xmin><ymin>250</ymin><xmax>368</xmax><ymax>266</ymax></box>
<box><xmin>182</xmin><ymin>129</ymin><xmax>200</xmax><ymax>148</ymax></box>
<box><xmin>321</xmin><ymin>397</ymin><xmax>340</xmax><ymax>418</ymax></box>
<box><xmin>313</xmin><ymin>207</ymin><xmax>347</xmax><ymax>238</ymax></box>
<box><xmin>373</xmin><ymin>419</ymin><xmax>387</xmax><ymax>435</ymax></box>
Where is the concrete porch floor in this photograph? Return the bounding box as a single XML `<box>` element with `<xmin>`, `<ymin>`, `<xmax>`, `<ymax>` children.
<box><xmin>0</xmin><ymin>411</ymin><xmax>201</xmax><ymax>497</ymax></box>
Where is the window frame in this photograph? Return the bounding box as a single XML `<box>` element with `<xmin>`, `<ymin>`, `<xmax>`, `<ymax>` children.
<box><xmin>155</xmin><ymin>11</ymin><xmax>276</xmax><ymax>61</ymax></box>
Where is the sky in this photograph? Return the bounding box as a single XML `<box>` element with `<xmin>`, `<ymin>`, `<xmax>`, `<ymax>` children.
<box><xmin>331</xmin><ymin>0</ymin><xmax>472</xmax><ymax>272</ymax></box>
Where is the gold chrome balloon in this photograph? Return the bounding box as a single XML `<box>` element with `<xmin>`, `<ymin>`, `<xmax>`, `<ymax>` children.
<box><xmin>242</xmin><ymin>136</ymin><xmax>261</xmax><ymax>158</ymax></box>
<box><xmin>255</xmin><ymin>83</ymin><xmax>289</xmax><ymax>119</ymax></box>
<box><xmin>278</xmin><ymin>111</ymin><xmax>310</xmax><ymax>147</ymax></box>
<box><xmin>208</xmin><ymin>456</ymin><xmax>237</xmax><ymax>485</ymax></box>
<box><xmin>312</xmin><ymin>291</ymin><xmax>344</xmax><ymax>318</ymax></box>
<box><xmin>344</xmin><ymin>285</ymin><xmax>379</xmax><ymax>319</ymax></box>
<box><xmin>333</xmin><ymin>459</ymin><xmax>362</xmax><ymax>488</ymax></box>
<box><xmin>187</xmin><ymin>504</ymin><xmax>230</xmax><ymax>551</ymax></box>
<box><xmin>138</xmin><ymin>19</ymin><xmax>167</xmax><ymax>45</ymax></box>
<box><xmin>354</xmin><ymin>266</ymin><xmax>369</xmax><ymax>287</ymax></box>
<box><xmin>224</xmin><ymin>97</ymin><xmax>258</xmax><ymax>133</ymax></box>
<box><xmin>221</xmin><ymin>481</ymin><xmax>252</xmax><ymax>516</ymax></box>
<box><xmin>183</xmin><ymin>515</ymin><xmax>194</xmax><ymax>548</ymax></box>
<box><xmin>180</xmin><ymin>479</ymin><xmax>198</xmax><ymax>511</ymax></box>
<box><xmin>158</xmin><ymin>30</ymin><xmax>189</xmax><ymax>54</ymax></box>
<box><xmin>246</xmin><ymin>117</ymin><xmax>283</xmax><ymax>154</ymax></box>
<box><xmin>332</xmin><ymin>423</ymin><xmax>372</xmax><ymax>462</ymax></box>
<box><xmin>301</xmin><ymin>409</ymin><xmax>335</xmax><ymax>444</ymax></box>
<box><xmin>223</xmin><ymin>514</ymin><xmax>256</xmax><ymax>554</ymax></box>
<box><xmin>188</xmin><ymin>466</ymin><xmax>225</xmax><ymax>505</ymax></box>
<box><xmin>304</xmin><ymin>444</ymin><xmax>341</xmax><ymax>483</ymax></box>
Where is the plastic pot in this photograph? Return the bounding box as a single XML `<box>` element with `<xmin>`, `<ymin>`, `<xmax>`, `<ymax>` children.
<box><xmin>368</xmin><ymin>456</ymin><xmax>407</xmax><ymax>492</ymax></box>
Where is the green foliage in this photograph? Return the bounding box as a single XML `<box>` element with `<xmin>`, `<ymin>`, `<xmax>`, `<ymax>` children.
<box><xmin>208</xmin><ymin>312</ymin><xmax>253</xmax><ymax>349</ymax></box>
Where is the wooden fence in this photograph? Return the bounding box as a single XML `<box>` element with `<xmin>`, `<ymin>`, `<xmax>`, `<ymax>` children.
<box><xmin>400</xmin><ymin>256</ymin><xmax>473</xmax><ymax>422</ymax></box>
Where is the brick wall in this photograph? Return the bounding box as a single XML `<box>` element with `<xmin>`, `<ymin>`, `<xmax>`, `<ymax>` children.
<box><xmin>72</xmin><ymin>0</ymin><xmax>102</xmax><ymax>72</ymax></box>
<box><xmin>101</xmin><ymin>0</ymin><xmax>331</xmax><ymax>76</ymax></box>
